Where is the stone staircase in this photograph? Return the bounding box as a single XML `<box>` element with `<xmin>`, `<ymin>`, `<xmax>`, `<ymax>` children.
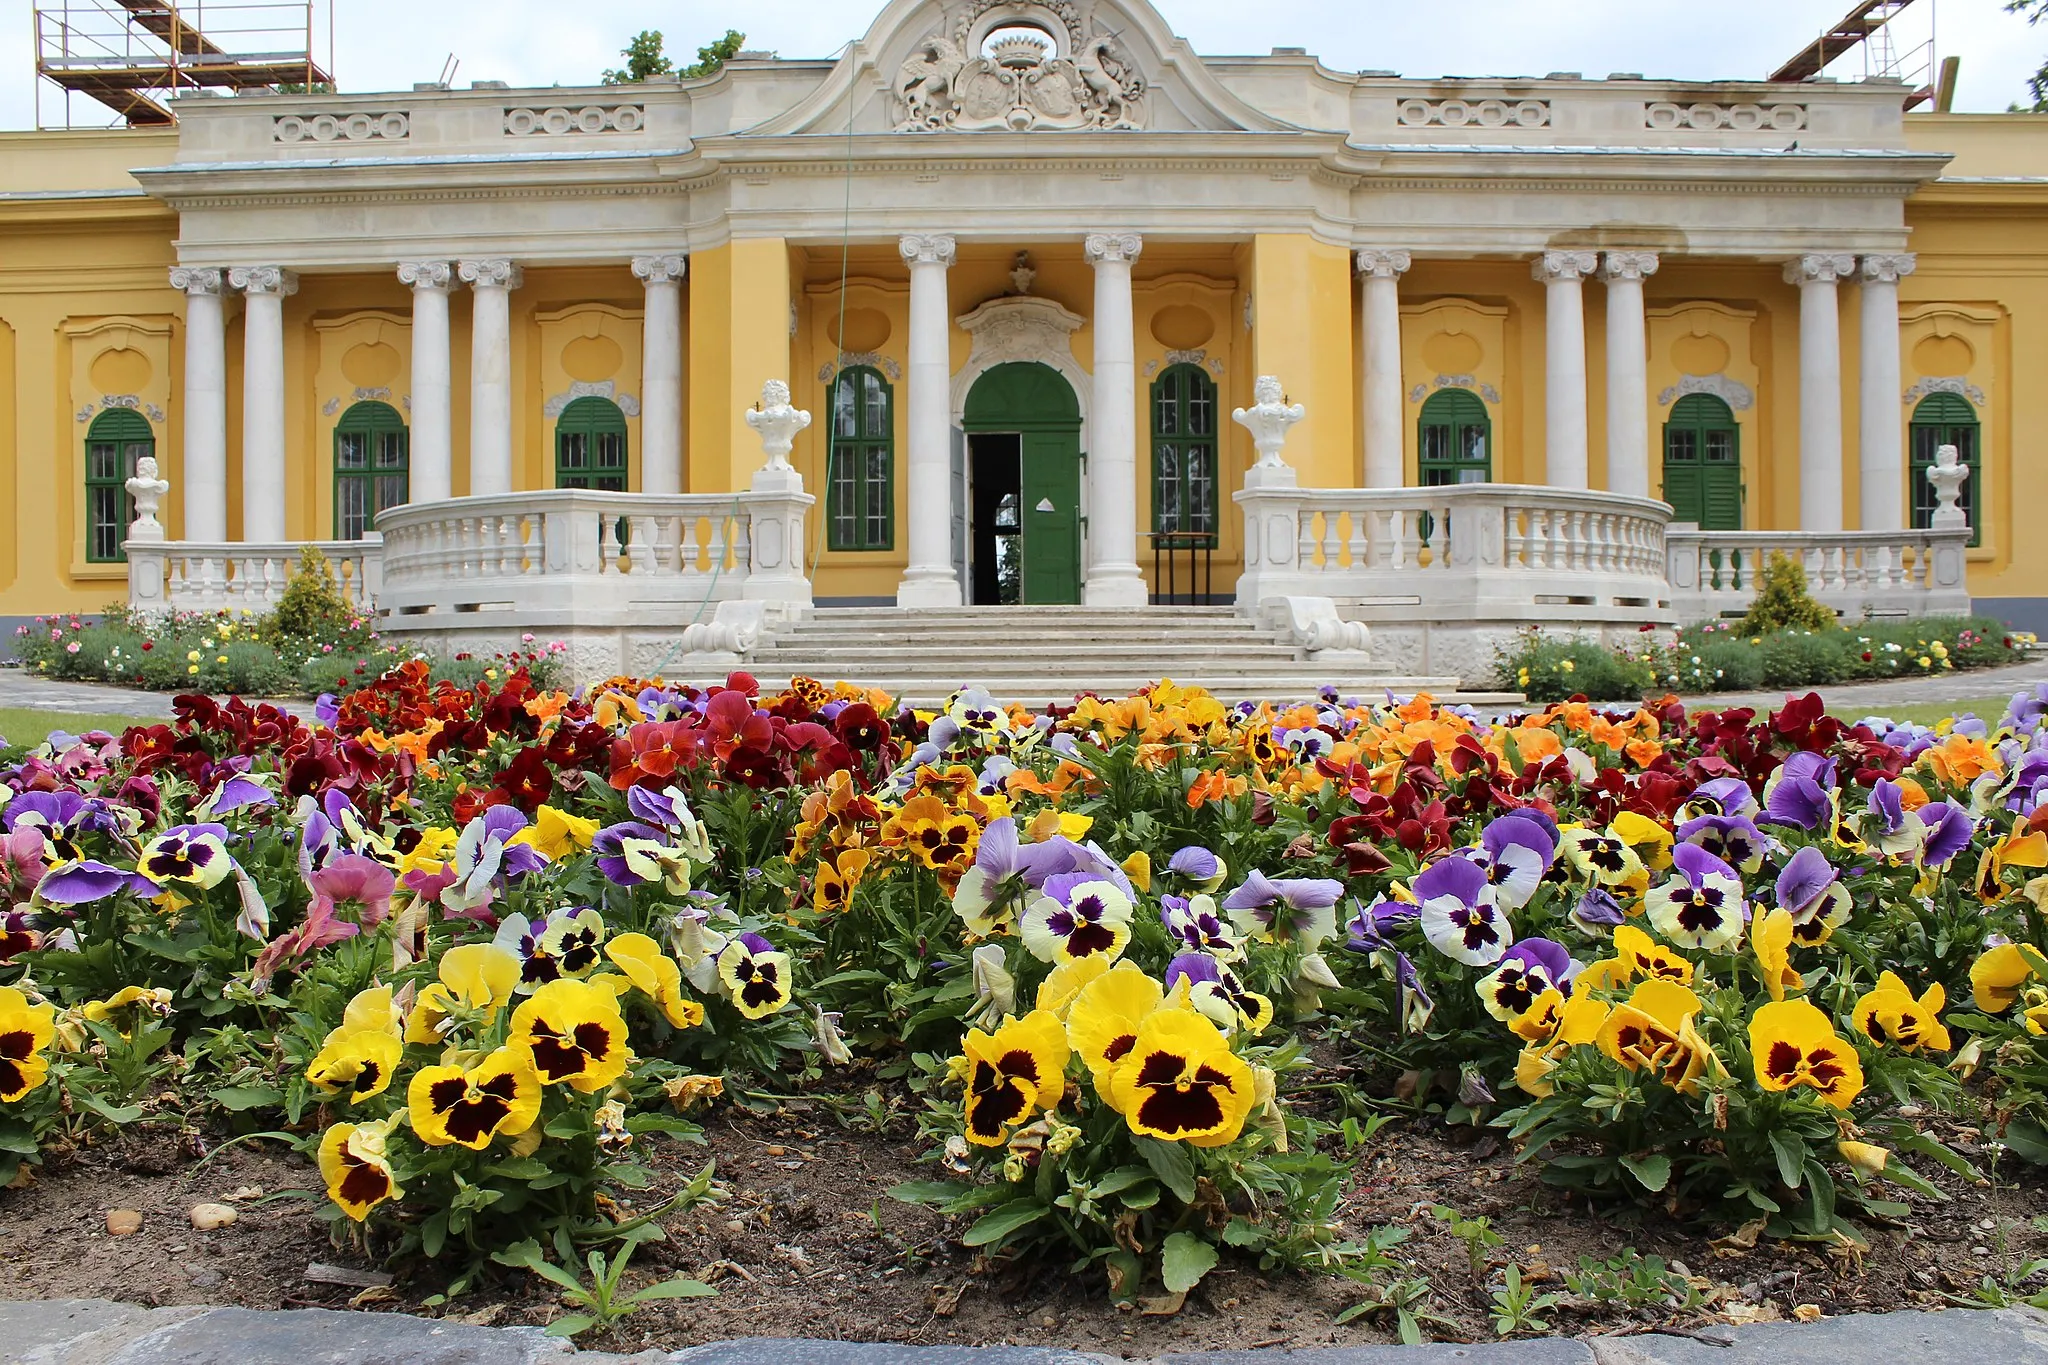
<box><xmin>742</xmin><ymin>606</ymin><xmax>1521</xmax><ymax>709</ymax></box>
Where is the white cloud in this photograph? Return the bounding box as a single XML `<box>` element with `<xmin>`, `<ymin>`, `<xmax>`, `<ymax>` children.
<box><xmin>5</xmin><ymin>0</ymin><xmax>2040</xmax><ymax>130</ymax></box>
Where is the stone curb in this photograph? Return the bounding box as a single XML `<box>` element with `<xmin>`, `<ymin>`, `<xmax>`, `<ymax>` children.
<box><xmin>7</xmin><ymin>1302</ymin><xmax>2048</xmax><ymax>1365</ymax></box>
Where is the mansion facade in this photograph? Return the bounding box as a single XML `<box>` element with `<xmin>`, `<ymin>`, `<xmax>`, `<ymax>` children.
<box><xmin>0</xmin><ymin>0</ymin><xmax>2042</xmax><ymax>669</ymax></box>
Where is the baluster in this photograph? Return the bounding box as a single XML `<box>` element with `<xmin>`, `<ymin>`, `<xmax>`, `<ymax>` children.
<box><xmin>708</xmin><ymin>514</ymin><xmax>729</xmax><ymax>574</ymax></box>
<box><xmin>1320</xmin><ymin>509</ymin><xmax>1341</xmax><ymax>572</ymax></box>
<box><xmin>1296</xmin><ymin>509</ymin><xmax>1318</xmax><ymax>573</ymax></box>
<box><xmin>625</xmin><ymin>515</ymin><xmax>653</xmax><ymax>575</ymax></box>
<box><xmin>654</xmin><ymin>513</ymin><xmax>678</xmax><ymax>574</ymax></box>
<box><xmin>732</xmin><ymin>513</ymin><xmax>752</xmax><ymax>581</ymax></box>
<box><xmin>678</xmin><ymin>517</ymin><xmax>701</xmax><ymax>576</ymax></box>
<box><xmin>1345</xmin><ymin>510</ymin><xmax>1367</xmax><ymax>572</ymax></box>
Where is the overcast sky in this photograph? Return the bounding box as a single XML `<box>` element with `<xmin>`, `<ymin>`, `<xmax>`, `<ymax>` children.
<box><xmin>11</xmin><ymin>0</ymin><xmax>2043</xmax><ymax>129</ymax></box>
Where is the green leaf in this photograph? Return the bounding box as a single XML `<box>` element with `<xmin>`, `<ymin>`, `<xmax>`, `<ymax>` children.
<box><xmin>1136</xmin><ymin>1136</ymin><xmax>1198</xmax><ymax>1204</ymax></box>
<box><xmin>76</xmin><ymin>1095</ymin><xmax>145</xmax><ymax>1124</ymax></box>
<box><xmin>1618</xmin><ymin>1153</ymin><xmax>1671</xmax><ymax>1193</ymax></box>
<box><xmin>208</xmin><ymin>1084</ymin><xmax>284</xmax><ymax>1112</ymax></box>
<box><xmin>1160</xmin><ymin>1231</ymin><xmax>1219</xmax><ymax>1296</ymax></box>
<box><xmin>962</xmin><ymin>1200</ymin><xmax>1049</xmax><ymax>1248</ymax></box>
<box><xmin>1803</xmin><ymin>1159</ymin><xmax>1836</xmax><ymax>1235</ymax></box>
<box><xmin>486</xmin><ymin>1157</ymin><xmax>551</xmax><ymax>1181</ymax></box>
<box><xmin>888</xmin><ymin>1180</ymin><xmax>970</xmax><ymax>1207</ymax></box>
<box><xmin>625</xmin><ymin>1115</ymin><xmax>706</xmax><ymax>1142</ymax></box>
<box><xmin>1089</xmin><ymin>1166</ymin><xmax>1157</xmax><ymax>1199</ymax></box>
<box><xmin>422</xmin><ymin>1212</ymin><xmax>449</xmax><ymax>1260</ymax></box>
<box><xmin>1896</xmin><ymin>1131</ymin><xmax>1986</xmax><ymax>1183</ymax></box>
<box><xmin>1770</xmin><ymin>1131</ymin><xmax>1807</xmax><ymax>1190</ymax></box>
<box><xmin>544</xmin><ymin>1315</ymin><xmax>596</xmax><ymax>1338</ymax></box>
<box><xmin>629</xmin><ymin>1277</ymin><xmax>719</xmax><ymax>1303</ymax></box>
<box><xmin>2001</xmin><ymin>1120</ymin><xmax>2048</xmax><ymax>1166</ymax></box>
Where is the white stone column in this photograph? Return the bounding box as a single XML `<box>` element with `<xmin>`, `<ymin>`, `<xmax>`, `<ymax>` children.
<box><xmin>1356</xmin><ymin>249</ymin><xmax>1410</xmax><ymax>488</ymax></box>
<box><xmin>1533</xmin><ymin>251</ymin><xmax>1597</xmax><ymax>490</ymax></box>
<box><xmin>1859</xmin><ymin>253</ymin><xmax>1915</xmax><ymax>531</ymax></box>
<box><xmin>633</xmin><ymin>254</ymin><xmax>686</xmax><ymax>495</ymax></box>
<box><xmin>397</xmin><ymin>261</ymin><xmax>454</xmax><ymax>504</ymax></box>
<box><xmin>896</xmin><ymin>234</ymin><xmax>960</xmax><ymax>608</ymax></box>
<box><xmin>170</xmin><ymin>267</ymin><xmax>229</xmax><ymax>543</ymax></box>
<box><xmin>458</xmin><ymin>258</ymin><xmax>521</xmax><ymax>497</ymax></box>
<box><xmin>1599</xmin><ymin>251</ymin><xmax>1659</xmax><ymax>500</ymax></box>
<box><xmin>227</xmin><ymin>265</ymin><xmax>296</xmax><ymax>543</ymax></box>
<box><xmin>1785</xmin><ymin>253</ymin><xmax>1856</xmax><ymax>533</ymax></box>
<box><xmin>1084</xmin><ymin>231</ymin><xmax>1146</xmax><ymax>607</ymax></box>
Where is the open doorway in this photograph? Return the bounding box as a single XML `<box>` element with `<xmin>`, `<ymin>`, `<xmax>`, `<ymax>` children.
<box><xmin>969</xmin><ymin>434</ymin><xmax>1022</xmax><ymax>605</ymax></box>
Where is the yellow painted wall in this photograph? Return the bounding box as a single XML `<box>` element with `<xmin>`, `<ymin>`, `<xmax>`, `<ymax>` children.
<box><xmin>8</xmin><ymin>117</ymin><xmax>2048</xmax><ymax>617</ymax></box>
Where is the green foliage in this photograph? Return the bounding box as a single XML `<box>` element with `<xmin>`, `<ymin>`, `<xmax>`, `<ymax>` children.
<box><xmin>2008</xmin><ymin>0</ymin><xmax>2048</xmax><ymax>111</ymax></box>
<box><xmin>494</xmin><ymin>1234</ymin><xmax>717</xmax><ymax>1338</ymax></box>
<box><xmin>1488</xmin><ymin>1262</ymin><xmax>1563</xmax><ymax>1336</ymax></box>
<box><xmin>1737</xmin><ymin>551</ymin><xmax>1837</xmax><ymax>635</ymax></box>
<box><xmin>1559</xmin><ymin>1249</ymin><xmax>1707</xmax><ymax>1309</ymax></box>
<box><xmin>682</xmin><ymin>30</ymin><xmax>747</xmax><ymax>79</ymax></box>
<box><xmin>602</xmin><ymin>30</ymin><xmax>674</xmax><ymax>84</ymax></box>
<box><xmin>604</xmin><ymin>29</ymin><xmax>744</xmax><ymax>85</ymax></box>
<box><xmin>1494</xmin><ymin>631</ymin><xmax>1658</xmax><ymax>703</ymax></box>
<box><xmin>268</xmin><ymin>546</ymin><xmax>361</xmax><ymax>642</ymax></box>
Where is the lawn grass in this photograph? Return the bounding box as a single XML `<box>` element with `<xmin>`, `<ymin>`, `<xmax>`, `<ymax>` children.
<box><xmin>1827</xmin><ymin>695</ymin><xmax>2018</xmax><ymax>728</ymax></box>
<box><xmin>0</xmin><ymin>706</ymin><xmax>154</xmax><ymax>748</ymax></box>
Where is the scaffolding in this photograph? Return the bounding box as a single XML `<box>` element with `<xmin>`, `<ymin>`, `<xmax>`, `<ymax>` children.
<box><xmin>33</xmin><ymin>1</ymin><xmax>334</xmax><ymax>128</ymax></box>
<box><xmin>1769</xmin><ymin>0</ymin><xmax>1938</xmax><ymax>109</ymax></box>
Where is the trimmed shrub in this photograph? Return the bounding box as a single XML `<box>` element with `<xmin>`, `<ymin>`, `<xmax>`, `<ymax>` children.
<box><xmin>1737</xmin><ymin>551</ymin><xmax>1836</xmax><ymax>635</ymax></box>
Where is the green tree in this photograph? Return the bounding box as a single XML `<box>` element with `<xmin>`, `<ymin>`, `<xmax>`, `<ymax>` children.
<box><xmin>602</xmin><ymin>30</ymin><xmax>674</xmax><ymax>85</ymax></box>
<box><xmin>2008</xmin><ymin>0</ymin><xmax>2048</xmax><ymax>110</ymax></box>
<box><xmin>1737</xmin><ymin>551</ymin><xmax>1837</xmax><ymax>636</ymax></box>
<box><xmin>682</xmin><ymin>30</ymin><xmax>747</xmax><ymax>79</ymax></box>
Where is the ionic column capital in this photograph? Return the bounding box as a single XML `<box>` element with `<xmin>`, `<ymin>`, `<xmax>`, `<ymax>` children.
<box><xmin>169</xmin><ymin>266</ymin><xmax>224</xmax><ymax>296</ymax></box>
<box><xmin>1599</xmin><ymin>250</ymin><xmax>1660</xmax><ymax>283</ymax></box>
<box><xmin>458</xmin><ymin>258</ymin><xmax>523</xmax><ymax>290</ymax></box>
<box><xmin>1085</xmin><ymin>232</ymin><xmax>1144</xmax><ymax>266</ymax></box>
<box><xmin>1532</xmin><ymin>250</ymin><xmax>1598</xmax><ymax>284</ymax></box>
<box><xmin>898</xmin><ymin>234</ymin><xmax>956</xmax><ymax>268</ymax></box>
<box><xmin>397</xmin><ymin>260</ymin><xmax>454</xmax><ymax>292</ymax></box>
<box><xmin>632</xmin><ymin>254</ymin><xmax>687</xmax><ymax>285</ymax></box>
<box><xmin>1783</xmin><ymin>253</ymin><xmax>1857</xmax><ymax>286</ymax></box>
<box><xmin>1354</xmin><ymin>249</ymin><xmax>1412</xmax><ymax>280</ymax></box>
<box><xmin>1860</xmin><ymin>253</ymin><xmax>1917</xmax><ymax>284</ymax></box>
<box><xmin>228</xmin><ymin>265</ymin><xmax>299</xmax><ymax>297</ymax></box>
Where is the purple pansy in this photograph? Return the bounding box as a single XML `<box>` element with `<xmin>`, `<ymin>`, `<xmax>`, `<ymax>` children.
<box><xmin>1415</xmin><ymin>856</ymin><xmax>1508</xmax><ymax>966</ymax></box>
<box><xmin>1674</xmin><ymin>813</ymin><xmax>1772</xmax><ymax>875</ymax></box>
<box><xmin>1476</xmin><ymin>937</ymin><xmax>1575</xmax><ymax>1020</ymax></box>
<box><xmin>1345</xmin><ymin>894</ymin><xmax>1419</xmax><ymax>952</ymax></box>
<box><xmin>1221</xmin><ymin>870</ymin><xmax>1345</xmax><ymax>949</ymax></box>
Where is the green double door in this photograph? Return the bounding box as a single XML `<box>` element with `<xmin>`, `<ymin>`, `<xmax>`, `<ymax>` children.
<box><xmin>962</xmin><ymin>362</ymin><xmax>1082</xmax><ymax>605</ymax></box>
<box><xmin>1661</xmin><ymin>394</ymin><xmax>1742</xmax><ymax>529</ymax></box>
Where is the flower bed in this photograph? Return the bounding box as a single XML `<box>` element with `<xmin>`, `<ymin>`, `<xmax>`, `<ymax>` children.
<box><xmin>1498</xmin><ymin>615</ymin><xmax>2029</xmax><ymax>703</ymax></box>
<box><xmin>4</xmin><ymin>668</ymin><xmax>2048</xmax><ymax>1342</ymax></box>
<box><xmin>10</xmin><ymin>606</ymin><xmax>566</xmax><ymax>700</ymax></box>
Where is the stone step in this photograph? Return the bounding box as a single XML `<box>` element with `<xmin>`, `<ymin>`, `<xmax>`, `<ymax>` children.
<box><xmin>752</xmin><ymin>643</ymin><xmax>1309</xmax><ymax>664</ymax></box>
<box><xmin>806</xmin><ymin>605</ymin><xmax>1243</xmax><ymax>619</ymax></box>
<box><xmin>748</xmin><ymin>674</ymin><xmax>1512</xmax><ymax>709</ymax></box>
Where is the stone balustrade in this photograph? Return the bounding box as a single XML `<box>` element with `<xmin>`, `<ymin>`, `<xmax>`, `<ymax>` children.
<box><xmin>1234</xmin><ymin>481</ymin><xmax>1673</xmax><ymax>614</ymax></box>
<box><xmin>126</xmin><ymin>537</ymin><xmax>383</xmax><ymax>616</ymax></box>
<box><xmin>1665</xmin><ymin>526</ymin><xmax>1971</xmax><ymax>622</ymax></box>
<box><xmin>374</xmin><ymin>487</ymin><xmax>813</xmax><ymax>619</ymax></box>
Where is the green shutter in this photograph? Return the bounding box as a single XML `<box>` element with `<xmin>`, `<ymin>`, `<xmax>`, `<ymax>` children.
<box><xmin>333</xmin><ymin>400</ymin><xmax>410</xmax><ymax>539</ymax></box>
<box><xmin>555</xmin><ymin>396</ymin><xmax>629</xmax><ymax>491</ymax></box>
<box><xmin>1417</xmin><ymin>389</ymin><xmax>1491</xmax><ymax>485</ymax></box>
<box><xmin>1662</xmin><ymin>394</ymin><xmax>1740</xmax><ymax>530</ymax></box>
<box><xmin>1909</xmin><ymin>392</ymin><xmax>1982</xmax><ymax>546</ymax></box>
<box><xmin>84</xmin><ymin>407</ymin><xmax>154</xmax><ymax>563</ymax></box>
<box><xmin>824</xmin><ymin>366</ymin><xmax>895</xmax><ymax>551</ymax></box>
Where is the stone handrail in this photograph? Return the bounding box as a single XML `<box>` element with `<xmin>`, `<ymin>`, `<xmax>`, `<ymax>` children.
<box><xmin>126</xmin><ymin>536</ymin><xmax>383</xmax><ymax>616</ymax></box>
<box><xmin>1666</xmin><ymin>525</ymin><xmax>1971</xmax><ymax>622</ymax></box>
<box><xmin>374</xmin><ymin>487</ymin><xmax>813</xmax><ymax>619</ymax></box>
<box><xmin>1234</xmin><ymin>481</ymin><xmax>1673</xmax><ymax>618</ymax></box>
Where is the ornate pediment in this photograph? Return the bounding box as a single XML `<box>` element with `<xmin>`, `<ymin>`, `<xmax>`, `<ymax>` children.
<box><xmin>895</xmin><ymin>0</ymin><xmax>1144</xmax><ymax>131</ymax></box>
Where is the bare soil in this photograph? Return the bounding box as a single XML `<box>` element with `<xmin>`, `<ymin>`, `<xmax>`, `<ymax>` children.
<box><xmin>3</xmin><ymin>1090</ymin><xmax>2043</xmax><ymax>1357</ymax></box>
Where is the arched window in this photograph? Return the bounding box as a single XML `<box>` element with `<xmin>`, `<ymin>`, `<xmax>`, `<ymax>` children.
<box><xmin>85</xmin><ymin>408</ymin><xmax>152</xmax><ymax>563</ymax></box>
<box><xmin>1661</xmin><ymin>393</ymin><xmax>1742</xmax><ymax>530</ymax></box>
<box><xmin>1910</xmin><ymin>392</ymin><xmax>1981</xmax><ymax>546</ymax></box>
<box><xmin>333</xmin><ymin>400</ymin><xmax>409</xmax><ymax>540</ymax></box>
<box><xmin>1150</xmin><ymin>363</ymin><xmax>1218</xmax><ymax>544</ymax></box>
<box><xmin>555</xmin><ymin>396</ymin><xmax>628</xmax><ymax>491</ymax></box>
<box><xmin>825</xmin><ymin>365</ymin><xmax>893</xmax><ymax>550</ymax></box>
<box><xmin>1417</xmin><ymin>389</ymin><xmax>1491</xmax><ymax>484</ymax></box>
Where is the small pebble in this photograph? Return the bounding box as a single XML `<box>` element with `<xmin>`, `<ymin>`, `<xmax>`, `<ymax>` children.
<box><xmin>1973</xmin><ymin>1245</ymin><xmax>1991</xmax><ymax>1256</ymax></box>
<box><xmin>188</xmin><ymin>1203</ymin><xmax>237</xmax><ymax>1230</ymax></box>
<box><xmin>106</xmin><ymin>1210</ymin><xmax>143</xmax><ymax>1236</ymax></box>
<box><xmin>766</xmin><ymin>1145</ymin><xmax>787</xmax><ymax>1157</ymax></box>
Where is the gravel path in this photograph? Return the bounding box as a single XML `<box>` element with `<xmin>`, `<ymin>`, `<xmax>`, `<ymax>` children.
<box><xmin>0</xmin><ymin>670</ymin><xmax>317</xmax><ymax>723</ymax></box>
<box><xmin>1677</xmin><ymin>659</ymin><xmax>2048</xmax><ymax>718</ymax></box>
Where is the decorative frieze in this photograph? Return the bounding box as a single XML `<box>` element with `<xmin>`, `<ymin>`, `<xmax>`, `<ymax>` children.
<box><xmin>1408</xmin><ymin>376</ymin><xmax>1502</xmax><ymax>405</ymax></box>
<box><xmin>894</xmin><ymin>20</ymin><xmax>1145</xmax><ymax>131</ymax></box>
<box><xmin>1658</xmin><ymin>373</ymin><xmax>1755</xmax><ymax>410</ymax></box>
<box><xmin>819</xmin><ymin>354</ymin><xmax>903</xmax><ymax>383</ymax></box>
<box><xmin>544</xmin><ymin>380</ymin><xmax>639</xmax><ymax>419</ymax></box>
<box><xmin>1646</xmin><ymin>101</ymin><xmax>1804</xmax><ymax>132</ymax></box>
<box><xmin>75</xmin><ymin>395</ymin><xmax>166</xmax><ymax>424</ymax></box>
<box><xmin>1397</xmin><ymin>98</ymin><xmax>1548</xmax><ymax>129</ymax></box>
<box><xmin>1902</xmin><ymin>375</ymin><xmax>1986</xmax><ymax>408</ymax></box>
<box><xmin>273</xmin><ymin>112</ymin><xmax>409</xmax><ymax>143</ymax></box>
<box><xmin>1143</xmin><ymin>349</ymin><xmax>1224</xmax><ymax>379</ymax></box>
<box><xmin>503</xmin><ymin>105</ymin><xmax>646</xmax><ymax>136</ymax></box>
